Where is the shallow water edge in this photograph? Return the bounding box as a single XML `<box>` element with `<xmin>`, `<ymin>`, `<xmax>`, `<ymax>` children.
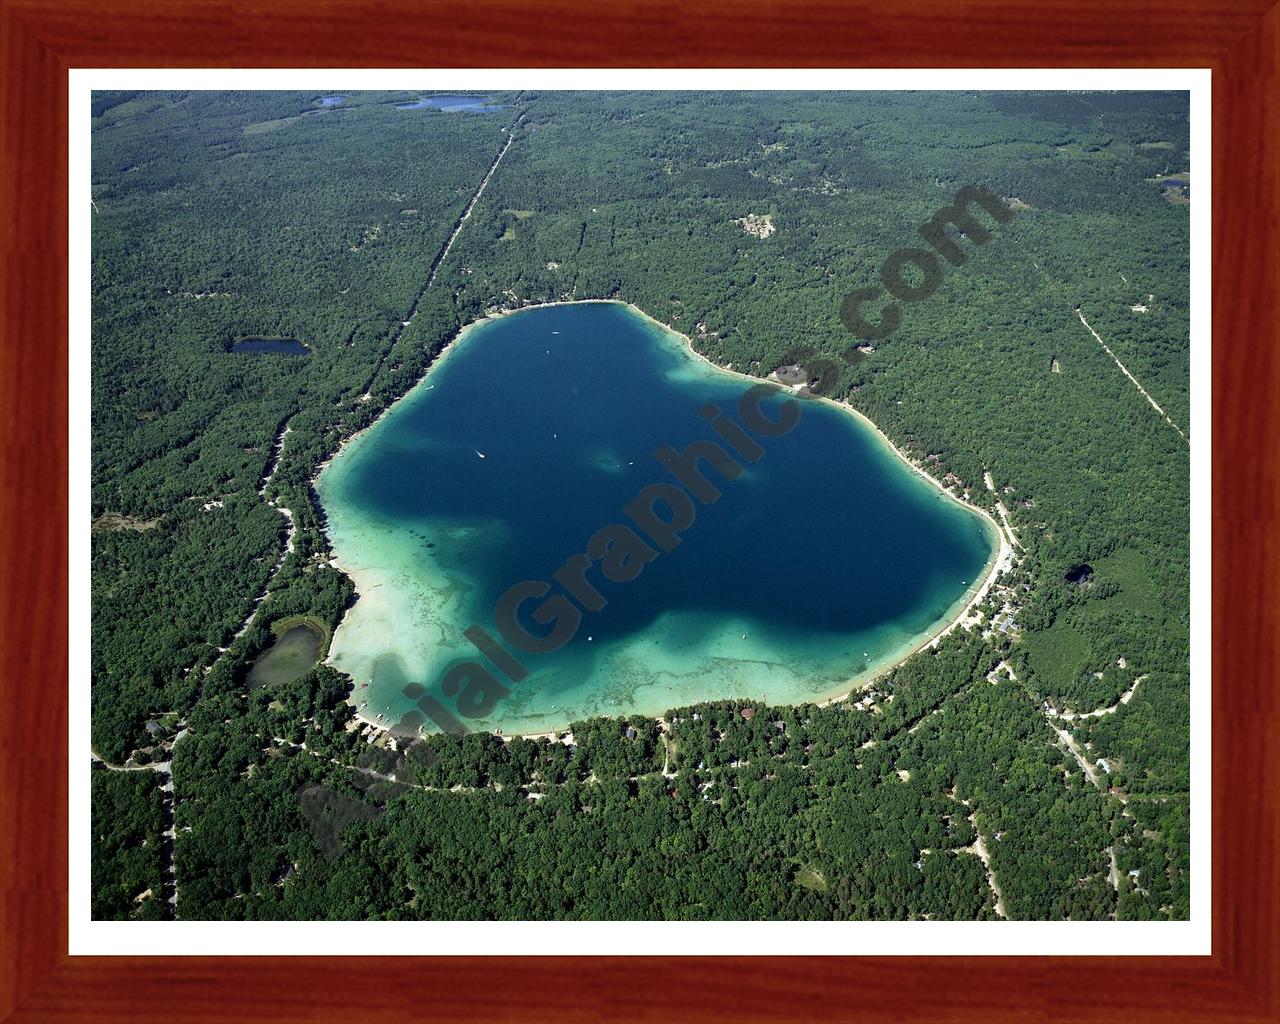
<box><xmin>314</xmin><ymin>300</ymin><xmax>1005</xmax><ymax>737</ymax></box>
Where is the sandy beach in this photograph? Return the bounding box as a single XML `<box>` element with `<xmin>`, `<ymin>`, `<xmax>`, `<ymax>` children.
<box><xmin>315</xmin><ymin>297</ymin><xmax>1010</xmax><ymax>734</ymax></box>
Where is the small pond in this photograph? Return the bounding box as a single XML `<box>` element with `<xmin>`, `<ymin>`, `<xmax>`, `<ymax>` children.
<box><xmin>247</xmin><ymin>623</ymin><xmax>325</xmax><ymax>690</ymax></box>
<box><xmin>231</xmin><ymin>337</ymin><xmax>311</xmax><ymax>356</ymax></box>
<box><xmin>395</xmin><ymin>95</ymin><xmax>503</xmax><ymax>113</ymax></box>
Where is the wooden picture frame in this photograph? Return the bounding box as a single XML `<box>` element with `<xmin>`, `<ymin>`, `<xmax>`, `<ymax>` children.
<box><xmin>1</xmin><ymin>1</ymin><xmax>1274</xmax><ymax>1020</ymax></box>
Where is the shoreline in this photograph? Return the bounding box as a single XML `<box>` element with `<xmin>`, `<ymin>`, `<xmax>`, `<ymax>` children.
<box><xmin>313</xmin><ymin>315</ymin><xmax>493</xmax><ymax>479</ymax></box>
<box><xmin>316</xmin><ymin>297</ymin><xmax>1009</xmax><ymax>736</ymax></box>
<box><xmin>624</xmin><ymin>299</ymin><xmax>1011</xmax><ymax>707</ymax></box>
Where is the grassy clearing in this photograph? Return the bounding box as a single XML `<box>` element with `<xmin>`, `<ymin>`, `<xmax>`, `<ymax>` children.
<box><xmin>1023</xmin><ymin>548</ymin><xmax>1166</xmax><ymax>703</ymax></box>
<box><xmin>93</xmin><ymin>512</ymin><xmax>161</xmax><ymax>532</ymax></box>
<box><xmin>96</xmin><ymin>96</ymin><xmax>175</xmax><ymax>124</ymax></box>
<box><xmin>1094</xmin><ymin>549</ymin><xmax>1162</xmax><ymax>616</ymax></box>
<box><xmin>1022</xmin><ymin>621</ymin><xmax>1091</xmax><ymax>690</ymax></box>
<box><xmin>244</xmin><ymin>117</ymin><xmax>299</xmax><ymax>136</ymax></box>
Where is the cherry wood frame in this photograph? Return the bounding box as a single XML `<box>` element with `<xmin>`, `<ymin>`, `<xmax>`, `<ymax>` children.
<box><xmin>2</xmin><ymin>1</ymin><xmax>1276</xmax><ymax>1020</ymax></box>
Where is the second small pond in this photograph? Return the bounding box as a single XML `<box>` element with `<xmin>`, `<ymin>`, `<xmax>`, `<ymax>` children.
<box><xmin>247</xmin><ymin>622</ymin><xmax>325</xmax><ymax>689</ymax></box>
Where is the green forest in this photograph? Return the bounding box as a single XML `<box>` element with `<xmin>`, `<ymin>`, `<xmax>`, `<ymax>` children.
<box><xmin>90</xmin><ymin>89</ymin><xmax>1191</xmax><ymax>922</ymax></box>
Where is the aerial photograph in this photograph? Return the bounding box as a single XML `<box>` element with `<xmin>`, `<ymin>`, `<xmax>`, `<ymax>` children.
<box><xmin>90</xmin><ymin>89</ymin><xmax>1190</xmax><ymax>922</ymax></box>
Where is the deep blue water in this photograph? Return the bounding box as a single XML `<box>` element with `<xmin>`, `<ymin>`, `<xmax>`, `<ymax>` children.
<box><xmin>318</xmin><ymin>302</ymin><xmax>995</xmax><ymax>733</ymax></box>
<box><xmin>230</xmin><ymin>337</ymin><xmax>310</xmax><ymax>355</ymax></box>
<box><xmin>395</xmin><ymin>95</ymin><xmax>503</xmax><ymax>113</ymax></box>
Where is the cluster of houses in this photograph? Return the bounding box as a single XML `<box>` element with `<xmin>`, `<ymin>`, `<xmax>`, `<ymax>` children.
<box><xmin>982</xmin><ymin>576</ymin><xmax>1029</xmax><ymax>640</ymax></box>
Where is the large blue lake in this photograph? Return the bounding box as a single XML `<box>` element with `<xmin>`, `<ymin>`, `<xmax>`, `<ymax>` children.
<box><xmin>316</xmin><ymin>302</ymin><xmax>997</xmax><ymax>735</ymax></box>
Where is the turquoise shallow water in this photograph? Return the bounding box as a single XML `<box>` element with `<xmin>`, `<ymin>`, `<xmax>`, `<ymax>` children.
<box><xmin>315</xmin><ymin>302</ymin><xmax>996</xmax><ymax>735</ymax></box>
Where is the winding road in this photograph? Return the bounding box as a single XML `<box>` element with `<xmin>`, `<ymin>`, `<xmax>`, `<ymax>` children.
<box><xmin>130</xmin><ymin>110</ymin><xmax>530</xmax><ymax>920</ymax></box>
